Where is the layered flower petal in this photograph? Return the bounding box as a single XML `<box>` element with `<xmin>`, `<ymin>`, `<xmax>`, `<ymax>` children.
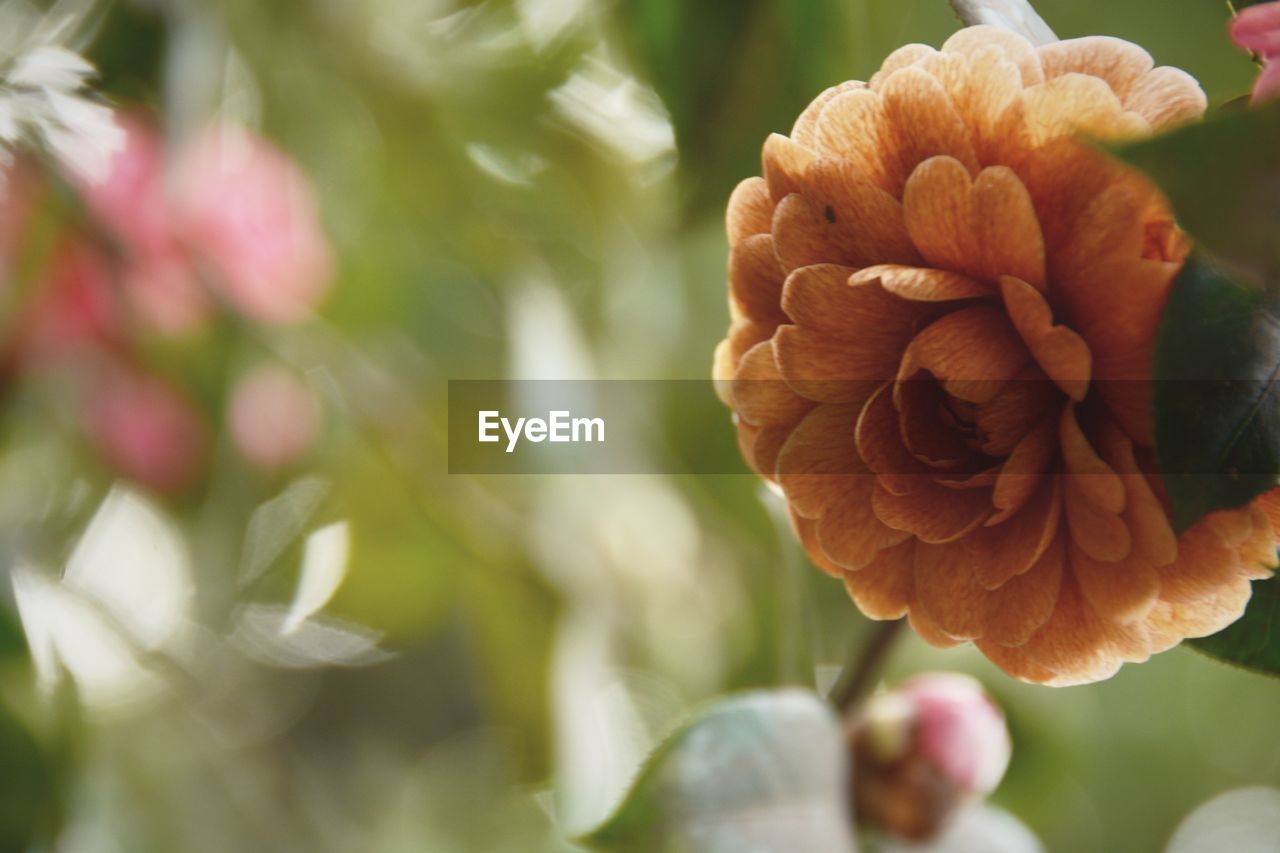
<box><xmin>715</xmin><ymin>25</ymin><xmax>1277</xmax><ymax>684</ymax></box>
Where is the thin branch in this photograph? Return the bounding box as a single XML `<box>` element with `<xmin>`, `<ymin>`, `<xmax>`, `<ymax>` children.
<box><xmin>830</xmin><ymin>618</ymin><xmax>905</xmax><ymax>712</ymax></box>
<box><xmin>947</xmin><ymin>0</ymin><xmax>1058</xmax><ymax>45</ymax></box>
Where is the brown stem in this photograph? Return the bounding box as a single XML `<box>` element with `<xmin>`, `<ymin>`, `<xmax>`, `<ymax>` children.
<box><xmin>831</xmin><ymin>618</ymin><xmax>905</xmax><ymax>712</ymax></box>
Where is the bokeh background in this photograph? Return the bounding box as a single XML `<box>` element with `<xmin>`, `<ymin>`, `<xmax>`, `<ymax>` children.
<box><xmin>0</xmin><ymin>0</ymin><xmax>1276</xmax><ymax>851</ymax></box>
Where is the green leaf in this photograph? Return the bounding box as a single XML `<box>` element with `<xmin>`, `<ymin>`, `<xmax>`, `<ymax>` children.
<box><xmin>1192</xmin><ymin>574</ymin><xmax>1280</xmax><ymax>675</ymax></box>
<box><xmin>1152</xmin><ymin>251</ymin><xmax>1280</xmax><ymax>532</ymax></box>
<box><xmin>0</xmin><ymin>700</ymin><xmax>60</xmax><ymax>850</ymax></box>
<box><xmin>1111</xmin><ymin>98</ymin><xmax>1280</xmax><ymax>280</ymax></box>
<box><xmin>1231</xmin><ymin>0</ymin><xmax>1274</xmax><ymax>11</ymax></box>
<box><xmin>578</xmin><ymin>690</ymin><xmax>855</xmax><ymax>853</ymax></box>
<box><xmin>0</xmin><ymin>605</ymin><xmax>27</xmax><ymax>660</ymax></box>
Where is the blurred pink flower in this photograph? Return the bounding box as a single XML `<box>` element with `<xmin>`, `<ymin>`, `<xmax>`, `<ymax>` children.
<box><xmin>75</xmin><ymin>114</ymin><xmax>209</xmax><ymax>335</ymax></box>
<box><xmin>227</xmin><ymin>364</ymin><xmax>320</xmax><ymax>471</ymax></box>
<box><xmin>173</xmin><ymin>123</ymin><xmax>332</xmax><ymax>325</ymax></box>
<box><xmin>119</xmin><ymin>249</ymin><xmax>210</xmax><ymax>336</ymax></box>
<box><xmin>22</xmin><ymin>238</ymin><xmax>121</xmax><ymax>362</ymax></box>
<box><xmin>70</xmin><ymin>114</ymin><xmax>332</xmax><ymax>332</ymax></box>
<box><xmin>1231</xmin><ymin>1</ymin><xmax>1280</xmax><ymax>103</ymax></box>
<box><xmin>85</xmin><ymin>366</ymin><xmax>207</xmax><ymax>494</ymax></box>
<box><xmin>76</xmin><ymin>113</ymin><xmax>170</xmax><ymax>256</ymax></box>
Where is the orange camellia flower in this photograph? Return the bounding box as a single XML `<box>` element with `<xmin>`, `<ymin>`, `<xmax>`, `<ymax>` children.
<box><xmin>713</xmin><ymin>26</ymin><xmax>1280</xmax><ymax>685</ymax></box>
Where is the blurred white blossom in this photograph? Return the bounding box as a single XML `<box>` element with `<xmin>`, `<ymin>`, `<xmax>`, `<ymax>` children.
<box><xmin>0</xmin><ymin>0</ymin><xmax>122</xmax><ymax>182</ymax></box>
<box><xmin>1167</xmin><ymin>788</ymin><xmax>1280</xmax><ymax>853</ymax></box>
<box><xmin>549</xmin><ymin>53</ymin><xmax>675</xmax><ymax>181</ymax></box>
<box><xmin>12</xmin><ymin>486</ymin><xmax>195</xmax><ymax>714</ymax></box>
<box><xmin>283</xmin><ymin>521</ymin><xmax>351</xmax><ymax>634</ymax></box>
<box><xmin>232</xmin><ymin>604</ymin><xmax>392</xmax><ymax>668</ymax></box>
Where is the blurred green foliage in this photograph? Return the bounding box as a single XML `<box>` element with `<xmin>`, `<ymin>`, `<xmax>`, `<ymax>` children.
<box><xmin>0</xmin><ymin>701</ymin><xmax>55</xmax><ymax>852</ymax></box>
<box><xmin>1149</xmin><ymin>250</ymin><xmax>1280</xmax><ymax>532</ymax></box>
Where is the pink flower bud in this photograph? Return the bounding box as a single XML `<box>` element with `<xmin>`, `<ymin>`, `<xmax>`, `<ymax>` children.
<box><xmin>849</xmin><ymin>672</ymin><xmax>1011</xmax><ymax>842</ymax></box>
<box><xmin>899</xmin><ymin>673</ymin><xmax>1011</xmax><ymax>795</ymax></box>
<box><xmin>172</xmin><ymin>123</ymin><xmax>332</xmax><ymax>325</ymax></box>
<box><xmin>1230</xmin><ymin>1</ymin><xmax>1280</xmax><ymax>103</ymax></box>
<box><xmin>85</xmin><ymin>368</ymin><xmax>207</xmax><ymax>494</ymax></box>
<box><xmin>227</xmin><ymin>364</ymin><xmax>320</xmax><ymax>471</ymax></box>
